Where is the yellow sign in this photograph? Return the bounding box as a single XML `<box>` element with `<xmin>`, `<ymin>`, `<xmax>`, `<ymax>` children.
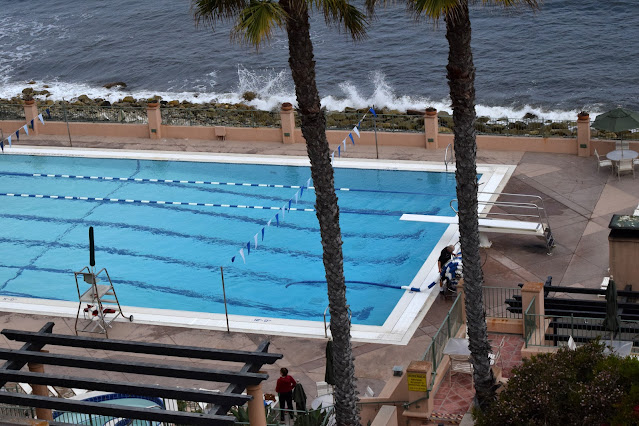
<box><xmin>406</xmin><ymin>372</ymin><xmax>428</xmax><ymax>392</ymax></box>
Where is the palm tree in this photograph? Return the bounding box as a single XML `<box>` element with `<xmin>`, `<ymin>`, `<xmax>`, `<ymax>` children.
<box><xmin>191</xmin><ymin>1</ymin><xmax>367</xmax><ymax>424</ymax></box>
<box><xmin>366</xmin><ymin>0</ymin><xmax>538</xmax><ymax>409</ymax></box>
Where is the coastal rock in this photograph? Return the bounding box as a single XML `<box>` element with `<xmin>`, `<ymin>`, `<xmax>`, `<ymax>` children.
<box><xmin>406</xmin><ymin>109</ymin><xmax>425</xmax><ymax>116</ymax></box>
<box><xmin>242</xmin><ymin>91</ymin><xmax>257</xmax><ymax>101</ymax></box>
<box><xmin>103</xmin><ymin>82</ymin><xmax>127</xmax><ymax>89</ymax></box>
<box><xmin>22</xmin><ymin>87</ymin><xmax>35</xmax><ymax>96</ymax></box>
<box><xmin>77</xmin><ymin>94</ymin><xmax>91</xmax><ymax>103</ymax></box>
<box><xmin>121</xmin><ymin>96</ymin><xmax>136</xmax><ymax>103</ymax></box>
<box><xmin>28</xmin><ymin>80</ymin><xmax>36</xmax><ymax>85</ymax></box>
<box><xmin>100</xmin><ymin>100</ymin><xmax>111</xmax><ymax>107</ymax></box>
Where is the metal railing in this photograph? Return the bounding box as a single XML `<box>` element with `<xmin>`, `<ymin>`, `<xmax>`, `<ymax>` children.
<box><xmin>483</xmin><ymin>286</ymin><xmax>522</xmax><ymax>319</ymax></box>
<box><xmin>161</xmin><ymin>108</ymin><xmax>281</xmax><ymax>128</ymax></box>
<box><xmin>0</xmin><ymin>104</ymin><xmax>25</xmax><ymax>120</ymax></box>
<box><xmin>523</xmin><ymin>297</ymin><xmax>536</xmax><ymax>347</ymax></box>
<box><xmin>421</xmin><ymin>293</ymin><xmax>464</xmax><ymax>392</ymax></box>
<box><xmin>523</xmin><ymin>313</ymin><xmax>639</xmax><ymax>349</ymax></box>
<box><xmin>323</xmin><ymin>112</ymin><xmax>424</xmax><ymax>133</ymax></box>
<box><xmin>438</xmin><ymin>116</ymin><xmax>578</xmax><ymax>138</ymax></box>
<box><xmin>40</xmin><ymin>105</ymin><xmax>148</xmax><ymax>124</ymax></box>
<box><xmin>444</xmin><ymin>143</ymin><xmax>454</xmax><ymax>171</ymax></box>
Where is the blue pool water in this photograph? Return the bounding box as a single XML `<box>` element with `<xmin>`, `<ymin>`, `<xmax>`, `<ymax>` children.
<box><xmin>0</xmin><ymin>155</ymin><xmax>458</xmax><ymax>326</ymax></box>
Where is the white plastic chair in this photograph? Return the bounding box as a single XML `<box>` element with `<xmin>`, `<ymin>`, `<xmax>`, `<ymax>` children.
<box><xmin>617</xmin><ymin>158</ymin><xmax>635</xmax><ymax>180</ymax></box>
<box><xmin>449</xmin><ymin>355</ymin><xmax>473</xmax><ymax>385</ymax></box>
<box><xmin>633</xmin><ymin>157</ymin><xmax>639</xmax><ymax>171</ymax></box>
<box><xmin>616</xmin><ymin>140</ymin><xmax>630</xmax><ymax>150</ymax></box>
<box><xmin>594</xmin><ymin>149</ymin><xmax>612</xmax><ymax>173</ymax></box>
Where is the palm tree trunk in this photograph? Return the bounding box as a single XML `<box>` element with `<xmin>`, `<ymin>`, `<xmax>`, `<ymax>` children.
<box><xmin>445</xmin><ymin>0</ymin><xmax>495</xmax><ymax>409</ymax></box>
<box><xmin>280</xmin><ymin>0</ymin><xmax>359</xmax><ymax>424</ymax></box>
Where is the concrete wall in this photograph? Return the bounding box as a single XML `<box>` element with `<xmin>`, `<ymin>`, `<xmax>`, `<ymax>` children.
<box><xmin>2</xmin><ymin>102</ymin><xmax>637</xmax><ymax>156</ymax></box>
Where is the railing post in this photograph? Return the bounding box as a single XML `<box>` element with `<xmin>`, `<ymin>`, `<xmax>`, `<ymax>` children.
<box><xmin>280</xmin><ymin>102</ymin><xmax>296</xmax><ymax>144</ymax></box>
<box><xmin>521</xmin><ymin>282</ymin><xmax>545</xmax><ymax>338</ymax></box>
<box><xmin>23</xmin><ymin>100</ymin><xmax>40</xmax><ymax>135</ymax></box>
<box><xmin>577</xmin><ymin>113</ymin><xmax>590</xmax><ymax>157</ymax></box>
<box><xmin>246</xmin><ymin>373</ymin><xmax>267</xmax><ymax>426</ymax></box>
<box><xmin>424</xmin><ymin>109</ymin><xmax>438</xmax><ymax>149</ymax></box>
<box><xmin>147</xmin><ymin>103</ymin><xmax>162</xmax><ymax>139</ymax></box>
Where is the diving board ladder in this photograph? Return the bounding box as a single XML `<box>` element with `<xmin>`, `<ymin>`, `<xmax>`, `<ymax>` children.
<box><xmin>402</xmin><ymin>192</ymin><xmax>556</xmax><ymax>254</ymax></box>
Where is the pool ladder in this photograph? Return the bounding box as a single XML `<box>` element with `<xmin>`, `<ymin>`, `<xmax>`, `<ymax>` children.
<box><xmin>323</xmin><ymin>305</ymin><xmax>352</xmax><ymax>338</ymax></box>
<box><xmin>445</xmin><ymin>143</ymin><xmax>454</xmax><ymax>171</ymax></box>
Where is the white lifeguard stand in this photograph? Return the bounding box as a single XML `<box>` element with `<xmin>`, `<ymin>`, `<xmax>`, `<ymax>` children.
<box><xmin>74</xmin><ymin>227</ymin><xmax>132</xmax><ymax>338</ymax></box>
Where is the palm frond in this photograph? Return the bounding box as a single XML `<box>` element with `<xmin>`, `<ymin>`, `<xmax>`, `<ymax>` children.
<box><xmin>411</xmin><ymin>0</ymin><xmax>461</xmax><ymax>20</ymax></box>
<box><xmin>477</xmin><ymin>0</ymin><xmax>540</xmax><ymax>9</ymax></box>
<box><xmin>191</xmin><ymin>0</ymin><xmax>249</xmax><ymax>27</ymax></box>
<box><xmin>315</xmin><ymin>0</ymin><xmax>369</xmax><ymax>40</ymax></box>
<box><xmin>232</xmin><ymin>0</ymin><xmax>288</xmax><ymax>47</ymax></box>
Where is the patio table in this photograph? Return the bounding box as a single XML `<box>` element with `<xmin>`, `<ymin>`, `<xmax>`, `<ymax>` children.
<box><xmin>443</xmin><ymin>338</ymin><xmax>471</xmax><ymax>357</ymax></box>
<box><xmin>606</xmin><ymin>149</ymin><xmax>638</xmax><ymax>162</ymax></box>
<box><xmin>604</xmin><ymin>340</ymin><xmax>633</xmax><ymax>357</ymax></box>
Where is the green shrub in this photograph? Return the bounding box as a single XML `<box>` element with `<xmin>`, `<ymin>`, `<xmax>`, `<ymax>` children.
<box><xmin>474</xmin><ymin>341</ymin><xmax>639</xmax><ymax>426</ymax></box>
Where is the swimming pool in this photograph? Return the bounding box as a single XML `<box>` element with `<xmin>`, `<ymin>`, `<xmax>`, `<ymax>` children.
<box><xmin>0</xmin><ymin>148</ymin><xmax>513</xmax><ymax>342</ymax></box>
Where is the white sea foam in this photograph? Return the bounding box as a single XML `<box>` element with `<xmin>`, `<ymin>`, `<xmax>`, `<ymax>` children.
<box><xmin>0</xmin><ymin>68</ymin><xmax>594</xmax><ymax>121</ymax></box>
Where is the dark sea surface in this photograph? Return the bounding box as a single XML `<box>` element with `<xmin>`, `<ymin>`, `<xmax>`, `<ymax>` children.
<box><xmin>1</xmin><ymin>0</ymin><xmax>637</xmax><ymax>119</ymax></box>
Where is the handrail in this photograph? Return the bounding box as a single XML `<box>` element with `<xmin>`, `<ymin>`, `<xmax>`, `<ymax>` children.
<box><xmin>323</xmin><ymin>305</ymin><xmax>352</xmax><ymax>338</ymax></box>
<box><xmin>449</xmin><ymin>199</ymin><xmax>547</xmax><ymax>231</ymax></box>
<box><xmin>444</xmin><ymin>143</ymin><xmax>454</xmax><ymax>171</ymax></box>
<box><xmin>476</xmin><ymin>191</ymin><xmax>552</xmax><ymax>230</ymax></box>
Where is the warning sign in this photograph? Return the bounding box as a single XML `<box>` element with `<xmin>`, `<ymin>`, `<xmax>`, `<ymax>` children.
<box><xmin>406</xmin><ymin>372</ymin><xmax>428</xmax><ymax>392</ymax></box>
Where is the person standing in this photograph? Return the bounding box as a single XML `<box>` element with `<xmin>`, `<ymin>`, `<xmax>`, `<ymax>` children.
<box><xmin>276</xmin><ymin>367</ymin><xmax>296</xmax><ymax>421</ymax></box>
<box><xmin>438</xmin><ymin>245</ymin><xmax>455</xmax><ymax>277</ymax></box>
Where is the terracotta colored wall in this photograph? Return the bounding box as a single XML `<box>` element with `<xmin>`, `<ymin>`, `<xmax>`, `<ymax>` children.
<box><xmin>162</xmin><ymin>125</ymin><xmax>281</xmax><ymax>142</ymax></box>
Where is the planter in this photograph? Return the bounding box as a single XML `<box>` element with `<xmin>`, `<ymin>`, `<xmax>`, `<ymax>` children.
<box><xmin>425</xmin><ymin>108</ymin><xmax>437</xmax><ymax>117</ymax></box>
<box><xmin>24</xmin><ymin>100</ymin><xmax>35</xmax><ymax>106</ymax></box>
<box><xmin>578</xmin><ymin>112</ymin><xmax>589</xmax><ymax>121</ymax></box>
<box><xmin>281</xmin><ymin>102</ymin><xmax>293</xmax><ymax>111</ymax></box>
<box><xmin>147</xmin><ymin>102</ymin><xmax>160</xmax><ymax>108</ymax></box>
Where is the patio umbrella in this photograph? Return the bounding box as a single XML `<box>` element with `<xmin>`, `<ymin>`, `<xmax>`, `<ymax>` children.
<box><xmin>292</xmin><ymin>383</ymin><xmax>307</xmax><ymax>412</ymax></box>
<box><xmin>602</xmin><ymin>278</ymin><xmax>621</xmax><ymax>342</ymax></box>
<box><xmin>325</xmin><ymin>339</ymin><xmax>335</xmax><ymax>386</ymax></box>
<box><xmin>592</xmin><ymin>107</ymin><xmax>639</xmax><ymax>152</ymax></box>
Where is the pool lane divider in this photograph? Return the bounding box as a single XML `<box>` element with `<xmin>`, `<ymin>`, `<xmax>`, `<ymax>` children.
<box><xmin>0</xmin><ymin>192</ymin><xmax>317</xmax><ymax>211</ymax></box>
<box><xmin>0</xmin><ymin>172</ymin><xmax>445</xmax><ymax>196</ymax></box>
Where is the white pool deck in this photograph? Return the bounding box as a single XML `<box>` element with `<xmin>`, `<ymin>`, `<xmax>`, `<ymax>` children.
<box><xmin>0</xmin><ymin>146</ymin><xmax>514</xmax><ymax>344</ymax></box>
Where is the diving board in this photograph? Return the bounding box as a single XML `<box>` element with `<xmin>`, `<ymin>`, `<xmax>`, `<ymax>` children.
<box><xmin>400</xmin><ymin>214</ymin><xmax>544</xmax><ymax>236</ymax></box>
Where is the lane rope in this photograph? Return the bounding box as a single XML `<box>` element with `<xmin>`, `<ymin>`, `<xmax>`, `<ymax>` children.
<box><xmin>0</xmin><ymin>192</ymin><xmax>317</xmax><ymax>211</ymax></box>
<box><xmin>0</xmin><ymin>172</ymin><xmax>449</xmax><ymax>197</ymax></box>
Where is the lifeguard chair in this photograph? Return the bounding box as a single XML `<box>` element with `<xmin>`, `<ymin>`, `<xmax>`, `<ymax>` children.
<box><xmin>74</xmin><ymin>227</ymin><xmax>133</xmax><ymax>338</ymax></box>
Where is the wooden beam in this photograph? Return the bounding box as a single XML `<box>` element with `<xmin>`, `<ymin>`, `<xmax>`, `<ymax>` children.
<box><xmin>0</xmin><ymin>349</ymin><xmax>267</xmax><ymax>384</ymax></box>
<box><xmin>0</xmin><ymin>370</ymin><xmax>250</xmax><ymax>405</ymax></box>
<box><xmin>1</xmin><ymin>330</ymin><xmax>281</xmax><ymax>364</ymax></box>
<box><xmin>0</xmin><ymin>393</ymin><xmax>235</xmax><ymax>426</ymax></box>
<box><xmin>0</xmin><ymin>322</ymin><xmax>54</xmax><ymax>389</ymax></box>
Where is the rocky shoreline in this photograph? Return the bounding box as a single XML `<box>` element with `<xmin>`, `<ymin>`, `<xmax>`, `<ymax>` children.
<box><xmin>0</xmin><ymin>89</ymin><xmax>631</xmax><ymax>139</ymax></box>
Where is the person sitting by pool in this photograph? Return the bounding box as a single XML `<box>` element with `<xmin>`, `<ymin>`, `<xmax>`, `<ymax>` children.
<box><xmin>438</xmin><ymin>245</ymin><xmax>455</xmax><ymax>281</ymax></box>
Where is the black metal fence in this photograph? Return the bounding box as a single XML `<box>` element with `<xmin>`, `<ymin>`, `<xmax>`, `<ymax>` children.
<box><xmin>161</xmin><ymin>108</ymin><xmax>281</xmax><ymax>128</ymax></box>
<box><xmin>0</xmin><ymin>104</ymin><xmax>25</xmax><ymax>121</ymax></box>
<box><xmin>39</xmin><ymin>105</ymin><xmax>148</xmax><ymax>124</ymax></box>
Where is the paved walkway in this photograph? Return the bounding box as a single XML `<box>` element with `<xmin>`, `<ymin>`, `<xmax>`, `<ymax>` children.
<box><xmin>1</xmin><ymin>135</ymin><xmax>638</xmax><ymax>414</ymax></box>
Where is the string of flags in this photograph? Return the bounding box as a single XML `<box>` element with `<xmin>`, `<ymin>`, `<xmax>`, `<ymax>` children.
<box><xmin>0</xmin><ymin>108</ymin><xmax>51</xmax><ymax>153</ymax></box>
<box><xmin>330</xmin><ymin>107</ymin><xmax>376</xmax><ymax>163</ymax></box>
<box><xmin>227</xmin><ymin>106</ymin><xmax>376</xmax><ymax>267</ymax></box>
<box><xmin>229</xmin><ymin>176</ymin><xmax>313</xmax><ymax>265</ymax></box>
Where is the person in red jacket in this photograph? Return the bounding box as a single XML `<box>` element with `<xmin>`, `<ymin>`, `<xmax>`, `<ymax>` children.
<box><xmin>275</xmin><ymin>367</ymin><xmax>296</xmax><ymax>421</ymax></box>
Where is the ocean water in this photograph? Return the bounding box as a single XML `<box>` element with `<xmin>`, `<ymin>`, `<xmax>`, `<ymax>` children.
<box><xmin>0</xmin><ymin>155</ymin><xmax>456</xmax><ymax>325</ymax></box>
<box><xmin>1</xmin><ymin>0</ymin><xmax>637</xmax><ymax>119</ymax></box>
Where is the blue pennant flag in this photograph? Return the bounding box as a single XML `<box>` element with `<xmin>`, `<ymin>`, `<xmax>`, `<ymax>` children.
<box><xmin>45</xmin><ymin>108</ymin><xmax>51</xmax><ymax>118</ymax></box>
<box><xmin>30</xmin><ymin>119</ymin><xmax>34</xmax><ymax>129</ymax></box>
<box><xmin>288</xmin><ymin>199</ymin><xmax>292</xmax><ymax>210</ymax></box>
<box><xmin>338</xmin><ymin>145</ymin><xmax>341</xmax><ymax>157</ymax></box>
<box><xmin>300</xmin><ymin>185</ymin><xmax>304</xmax><ymax>197</ymax></box>
<box><xmin>15</xmin><ymin>130</ymin><xmax>19</xmax><ymax>140</ymax></box>
<box><xmin>231</xmin><ymin>256</ymin><xmax>236</xmax><ymax>263</ymax></box>
<box><xmin>246</xmin><ymin>241</ymin><xmax>251</xmax><ymax>255</ymax></box>
<box><xmin>275</xmin><ymin>213</ymin><xmax>279</xmax><ymax>227</ymax></box>
<box><xmin>349</xmin><ymin>133</ymin><xmax>354</xmax><ymax>144</ymax></box>
<box><xmin>0</xmin><ymin>141</ymin><xmax>3</xmax><ymax>153</ymax></box>
<box><xmin>261</xmin><ymin>227</ymin><xmax>265</xmax><ymax>241</ymax></box>
<box><xmin>7</xmin><ymin>135</ymin><xmax>11</xmax><ymax>147</ymax></box>
<box><xmin>369</xmin><ymin>107</ymin><xmax>377</xmax><ymax>117</ymax></box>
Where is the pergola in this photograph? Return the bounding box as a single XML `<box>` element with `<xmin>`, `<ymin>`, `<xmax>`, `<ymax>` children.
<box><xmin>0</xmin><ymin>322</ymin><xmax>282</xmax><ymax>425</ymax></box>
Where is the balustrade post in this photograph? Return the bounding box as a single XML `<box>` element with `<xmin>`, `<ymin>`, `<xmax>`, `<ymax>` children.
<box><xmin>424</xmin><ymin>109</ymin><xmax>438</xmax><ymax>149</ymax></box>
<box><xmin>577</xmin><ymin>113</ymin><xmax>590</xmax><ymax>157</ymax></box>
